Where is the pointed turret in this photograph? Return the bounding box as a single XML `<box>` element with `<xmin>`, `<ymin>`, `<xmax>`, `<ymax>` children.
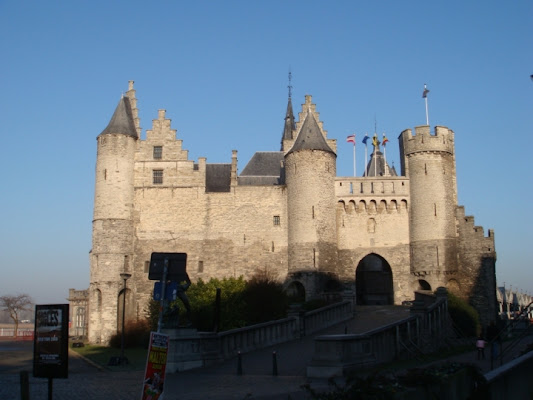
<box><xmin>287</xmin><ymin>111</ymin><xmax>335</xmax><ymax>155</ymax></box>
<box><xmin>99</xmin><ymin>96</ymin><xmax>138</xmax><ymax>138</ymax></box>
<box><xmin>90</xmin><ymin>84</ymin><xmax>138</xmax><ymax>344</ymax></box>
<box><xmin>364</xmin><ymin>144</ymin><xmax>396</xmax><ymax>176</ymax></box>
<box><xmin>280</xmin><ymin>97</ymin><xmax>296</xmax><ymax>149</ymax></box>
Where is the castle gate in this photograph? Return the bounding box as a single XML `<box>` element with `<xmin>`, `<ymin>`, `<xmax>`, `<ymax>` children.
<box><xmin>355</xmin><ymin>254</ymin><xmax>393</xmax><ymax>305</ymax></box>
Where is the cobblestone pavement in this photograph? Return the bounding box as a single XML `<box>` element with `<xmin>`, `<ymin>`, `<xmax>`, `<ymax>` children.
<box><xmin>1</xmin><ymin>308</ymin><xmax>531</xmax><ymax>399</ymax></box>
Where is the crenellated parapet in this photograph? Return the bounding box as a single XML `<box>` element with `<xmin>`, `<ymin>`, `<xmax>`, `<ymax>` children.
<box><xmin>400</xmin><ymin>125</ymin><xmax>455</xmax><ymax>156</ymax></box>
<box><xmin>455</xmin><ymin>206</ymin><xmax>496</xmax><ymax>254</ymax></box>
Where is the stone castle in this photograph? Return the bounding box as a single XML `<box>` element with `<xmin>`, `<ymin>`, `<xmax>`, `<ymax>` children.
<box><xmin>88</xmin><ymin>81</ymin><xmax>497</xmax><ymax>344</ymax></box>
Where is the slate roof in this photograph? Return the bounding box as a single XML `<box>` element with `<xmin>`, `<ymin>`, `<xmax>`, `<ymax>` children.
<box><xmin>205</xmin><ymin>164</ymin><xmax>231</xmax><ymax>192</ymax></box>
<box><xmin>286</xmin><ymin>112</ymin><xmax>334</xmax><ymax>155</ymax></box>
<box><xmin>239</xmin><ymin>152</ymin><xmax>285</xmax><ymax>186</ymax></box>
<box><xmin>363</xmin><ymin>146</ymin><xmax>397</xmax><ymax>177</ymax></box>
<box><xmin>99</xmin><ymin>96</ymin><xmax>138</xmax><ymax>138</ymax></box>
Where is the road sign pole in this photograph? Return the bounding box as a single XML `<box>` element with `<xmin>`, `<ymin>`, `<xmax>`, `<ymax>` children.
<box><xmin>156</xmin><ymin>258</ymin><xmax>169</xmax><ymax>333</ymax></box>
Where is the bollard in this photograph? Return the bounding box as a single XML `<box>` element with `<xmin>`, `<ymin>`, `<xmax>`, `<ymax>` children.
<box><xmin>272</xmin><ymin>351</ymin><xmax>278</xmax><ymax>376</ymax></box>
<box><xmin>20</xmin><ymin>370</ymin><xmax>29</xmax><ymax>400</ymax></box>
<box><xmin>237</xmin><ymin>351</ymin><xmax>243</xmax><ymax>375</ymax></box>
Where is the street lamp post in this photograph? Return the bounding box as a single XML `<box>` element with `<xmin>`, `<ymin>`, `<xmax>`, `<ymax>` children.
<box><xmin>119</xmin><ymin>273</ymin><xmax>131</xmax><ymax>365</ymax></box>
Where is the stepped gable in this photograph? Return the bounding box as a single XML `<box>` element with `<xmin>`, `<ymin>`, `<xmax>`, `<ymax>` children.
<box><xmin>206</xmin><ymin>164</ymin><xmax>231</xmax><ymax>192</ymax></box>
<box><xmin>286</xmin><ymin>111</ymin><xmax>335</xmax><ymax>155</ymax></box>
<box><xmin>98</xmin><ymin>96</ymin><xmax>138</xmax><ymax>138</ymax></box>
<box><xmin>239</xmin><ymin>152</ymin><xmax>284</xmax><ymax>185</ymax></box>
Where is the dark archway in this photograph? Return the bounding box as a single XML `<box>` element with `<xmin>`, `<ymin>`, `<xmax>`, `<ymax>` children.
<box><xmin>356</xmin><ymin>254</ymin><xmax>393</xmax><ymax>305</ymax></box>
<box><xmin>418</xmin><ymin>279</ymin><xmax>431</xmax><ymax>291</ymax></box>
<box><xmin>286</xmin><ymin>281</ymin><xmax>306</xmax><ymax>303</ymax></box>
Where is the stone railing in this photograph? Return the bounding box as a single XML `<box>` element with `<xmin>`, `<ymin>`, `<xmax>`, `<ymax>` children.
<box><xmin>303</xmin><ymin>300</ymin><xmax>354</xmax><ymax>336</ymax></box>
<box><xmin>307</xmin><ymin>288</ymin><xmax>450</xmax><ymax>378</ymax></box>
<box><xmin>165</xmin><ymin>298</ymin><xmax>354</xmax><ymax>372</ymax></box>
<box><xmin>218</xmin><ymin>317</ymin><xmax>298</xmax><ymax>358</ymax></box>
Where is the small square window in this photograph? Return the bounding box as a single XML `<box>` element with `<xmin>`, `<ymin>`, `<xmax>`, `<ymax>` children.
<box><xmin>273</xmin><ymin>216</ymin><xmax>280</xmax><ymax>226</ymax></box>
<box><xmin>153</xmin><ymin>170</ymin><xmax>163</xmax><ymax>184</ymax></box>
<box><xmin>153</xmin><ymin>146</ymin><xmax>163</xmax><ymax>159</ymax></box>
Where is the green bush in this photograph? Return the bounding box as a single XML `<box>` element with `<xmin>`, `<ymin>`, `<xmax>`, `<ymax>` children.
<box><xmin>147</xmin><ymin>271</ymin><xmax>293</xmax><ymax>332</ymax></box>
<box><xmin>242</xmin><ymin>270</ymin><xmax>289</xmax><ymax>325</ymax></box>
<box><xmin>447</xmin><ymin>292</ymin><xmax>480</xmax><ymax>337</ymax></box>
<box><xmin>187</xmin><ymin>276</ymin><xmax>247</xmax><ymax>331</ymax></box>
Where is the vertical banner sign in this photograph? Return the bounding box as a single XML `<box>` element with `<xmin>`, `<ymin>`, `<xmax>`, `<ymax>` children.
<box><xmin>33</xmin><ymin>304</ymin><xmax>69</xmax><ymax>379</ymax></box>
<box><xmin>141</xmin><ymin>332</ymin><xmax>169</xmax><ymax>400</ymax></box>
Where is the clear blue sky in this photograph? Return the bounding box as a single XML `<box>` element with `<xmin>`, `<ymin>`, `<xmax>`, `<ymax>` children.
<box><xmin>0</xmin><ymin>1</ymin><xmax>531</xmax><ymax>304</ymax></box>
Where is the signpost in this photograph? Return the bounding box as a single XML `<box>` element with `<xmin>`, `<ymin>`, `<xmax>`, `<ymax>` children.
<box><xmin>33</xmin><ymin>304</ymin><xmax>69</xmax><ymax>400</ymax></box>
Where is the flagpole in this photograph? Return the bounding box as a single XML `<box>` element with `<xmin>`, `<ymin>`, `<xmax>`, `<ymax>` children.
<box><xmin>364</xmin><ymin>134</ymin><xmax>368</xmax><ymax>177</ymax></box>
<box><xmin>372</xmin><ymin>136</ymin><xmax>378</xmax><ymax>176</ymax></box>
<box><xmin>353</xmin><ymin>140</ymin><xmax>356</xmax><ymax>177</ymax></box>
<box><xmin>383</xmin><ymin>133</ymin><xmax>387</xmax><ymax>176</ymax></box>
<box><xmin>423</xmin><ymin>83</ymin><xmax>429</xmax><ymax>125</ymax></box>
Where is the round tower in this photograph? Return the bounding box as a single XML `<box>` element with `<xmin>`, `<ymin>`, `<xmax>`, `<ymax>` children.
<box><xmin>284</xmin><ymin>98</ymin><xmax>337</xmax><ymax>298</ymax></box>
<box><xmin>89</xmin><ymin>84</ymin><xmax>139</xmax><ymax>344</ymax></box>
<box><xmin>400</xmin><ymin>125</ymin><xmax>458</xmax><ymax>290</ymax></box>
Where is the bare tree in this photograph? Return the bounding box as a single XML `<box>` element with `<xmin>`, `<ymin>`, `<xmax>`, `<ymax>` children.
<box><xmin>0</xmin><ymin>294</ymin><xmax>33</xmax><ymax>337</ymax></box>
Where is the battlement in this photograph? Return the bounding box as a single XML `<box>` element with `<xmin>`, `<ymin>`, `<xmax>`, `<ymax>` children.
<box><xmin>456</xmin><ymin>206</ymin><xmax>496</xmax><ymax>252</ymax></box>
<box><xmin>400</xmin><ymin>125</ymin><xmax>455</xmax><ymax>156</ymax></box>
<box><xmin>335</xmin><ymin>177</ymin><xmax>409</xmax><ymax>197</ymax></box>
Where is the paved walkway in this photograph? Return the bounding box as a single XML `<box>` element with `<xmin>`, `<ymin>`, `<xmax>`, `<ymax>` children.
<box><xmin>1</xmin><ymin>307</ymin><xmax>532</xmax><ymax>399</ymax></box>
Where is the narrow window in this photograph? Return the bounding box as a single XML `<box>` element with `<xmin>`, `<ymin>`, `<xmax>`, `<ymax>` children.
<box><xmin>153</xmin><ymin>146</ymin><xmax>163</xmax><ymax>159</ymax></box>
<box><xmin>144</xmin><ymin>261</ymin><xmax>150</xmax><ymax>273</ymax></box>
<box><xmin>104</xmin><ymin>169</ymin><xmax>107</xmax><ymax>180</ymax></box>
<box><xmin>349</xmin><ymin>182</ymin><xmax>353</xmax><ymax>194</ymax></box>
<box><xmin>360</xmin><ymin>182</ymin><xmax>364</xmax><ymax>193</ymax></box>
<box><xmin>273</xmin><ymin>215</ymin><xmax>280</xmax><ymax>226</ymax></box>
<box><xmin>198</xmin><ymin>261</ymin><xmax>204</xmax><ymax>273</ymax></box>
<box><xmin>425</xmin><ymin>164</ymin><xmax>427</xmax><ymax>175</ymax></box>
<box><xmin>312</xmin><ymin>206</ymin><xmax>315</xmax><ymax>219</ymax></box>
<box><xmin>271</xmin><ymin>242</ymin><xmax>275</xmax><ymax>252</ymax></box>
<box><xmin>153</xmin><ymin>170</ymin><xmax>163</xmax><ymax>184</ymax></box>
<box><xmin>434</xmin><ymin>203</ymin><xmax>437</xmax><ymax>216</ymax></box>
<box><xmin>371</xmin><ymin>182</ymin><xmax>374</xmax><ymax>193</ymax></box>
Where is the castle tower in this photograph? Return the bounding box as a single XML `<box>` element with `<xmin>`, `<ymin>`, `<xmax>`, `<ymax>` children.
<box><xmin>399</xmin><ymin>125</ymin><xmax>458</xmax><ymax>290</ymax></box>
<box><xmin>89</xmin><ymin>84</ymin><xmax>138</xmax><ymax>343</ymax></box>
<box><xmin>284</xmin><ymin>95</ymin><xmax>337</xmax><ymax>297</ymax></box>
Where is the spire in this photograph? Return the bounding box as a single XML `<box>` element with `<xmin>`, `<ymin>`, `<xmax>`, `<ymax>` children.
<box><xmin>363</xmin><ymin>144</ymin><xmax>397</xmax><ymax>177</ymax></box>
<box><xmin>99</xmin><ymin>96</ymin><xmax>138</xmax><ymax>138</ymax></box>
<box><xmin>280</xmin><ymin>71</ymin><xmax>296</xmax><ymax>149</ymax></box>
<box><xmin>286</xmin><ymin>111</ymin><xmax>335</xmax><ymax>156</ymax></box>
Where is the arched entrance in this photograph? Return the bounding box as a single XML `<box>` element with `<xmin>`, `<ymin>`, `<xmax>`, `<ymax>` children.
<box><xmin>418</xmin><ymin>279</ymin><xmax>432</xmax><ymax>291</ymax></box>
<box><xmin>356</xmin><ymin>254</ymin><xmax>393</xmax><ymax>305</ymax></box>
<box><xmin>286</xmin><ymin>281</ymin><xmax>306</xmax><ymax>303</ymax></box>
<box><xmin>117</xmin><ymin>288</ymin><xmax>134</xmax><ymax>332</ymax></box>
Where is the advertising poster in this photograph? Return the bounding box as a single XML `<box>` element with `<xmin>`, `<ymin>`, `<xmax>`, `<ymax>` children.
<box><xmin>141</xmin><ymin>332</ymin><xmax>169</xmax><ymax>400</ymax></box>
<box><xmin>33</xmin><ymin>304</ymin><xmax>69</xmax><ymax>379</ymax></box>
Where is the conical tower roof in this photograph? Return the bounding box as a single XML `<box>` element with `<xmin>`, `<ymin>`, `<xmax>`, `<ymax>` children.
<box><xmin>286</xmin><ymin>111</ymin><xmax>335</xmax><ymax>156</ymax></box>
<box><xmin>99</xmin><ymin>96</ymin><xmax>138</xmax><ymax>138</ymax></box>
<box><xmin>280</xmin><ymin>97</ymin><xmax>296</xmax><ymax>149</ymax></box>
<box><xmin>364</xmin><ymin>143</ymin><xmax>397</xmax><ymax>177</ymax></box>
